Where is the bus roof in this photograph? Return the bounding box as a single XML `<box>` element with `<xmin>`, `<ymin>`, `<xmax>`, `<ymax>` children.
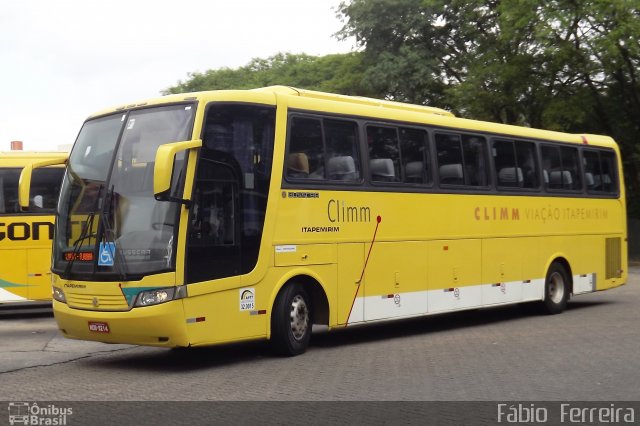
<box><xmin>88</xmin><ymin>86</ymin><xmax>618</xmax><ymax>150</ymax></box>
<box><xmin>253</xmin><ymin>86</ymin><xmax>455</xmax><ymax>117</ymax></box>
<box><xmin>0</xmin><ymin>151</ymin><xmax>68</xmax><ymax>167</ymax></box>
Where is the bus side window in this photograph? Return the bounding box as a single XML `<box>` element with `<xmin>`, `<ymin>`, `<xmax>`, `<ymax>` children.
<box><xmin>493</xmin><ymin>139</ymin><xmax>538</xmax><ymax>189</ymax></box>
<box><xmin>436</xmin><ymin>133</ymin><xmax>464</xmax><ymax>185</ymax></box>
<box><xmin>560</xmin><ymin>147</ymin><xmax>581</xmax><ymax>190</ymax></box>
<box><xmin>367</xmin><ymin>125</ymin><xmax>400</xmax><ymax>183</ymax></box>
<box><xmin>0</xmin><ymin>169</ymin><xmax>20</xmax><ymax>214</ymax></box>
<box><xmin>29</xmin><ymin>168</ymin><xmax>65</xmax><ymax>212</ymax></box>
<box><xmin>516</xmin><ymin>141</ymin><xmax>539</xmax><ymax>188</ymax></box>
<box><xmin>461</xmin><ymin>135</ymin><xmax>488</xmax><ymax>186</ymax></box>
<box><xmin>324</xmin><ymin>119</ymin><xmax>361</xmax><ymax>182</ymax></box>
<box><xmin>0</xmin><ymin>174</ymin><xmax>8</xmax><ymax>213</ymax></box>
<box><xmin>600</xmin><ymin>151</ymin><xmax>617</xmax><ymax>193</ymax></box>
<box><xmin>584</xmin><ymin>149</ymin><xmax>618</xmax><ymax>194</ymax></box>
<box><xmin>287</xmin><ymin>117</ymin><xmax>323</xmax><ymax>179</ymax></box>
<box><xmin>400</xmin><ymin>127</ymin><xmax>431</xmax><ymax>185</ymax></box>
<box><xmin>493</xmin><ymin>140</ymin><xmax>518</xmax><ymax>187</ymax></box>
<box><xmin>542</xmin><ymin>145</ymin><xmax>562</xmax><ymax>190</ymax></box>
<box><xmin>436</xmin><ymin>132</ymin><xmax>488</xmax><ymax>187</ymax></box>
<box><xmin>286</xmin><ymin>116</ymin><xmax>360</xmax><ymax>183</ymax></box>
<box><xmin>583</xmin><ymin>150</ymin><xmax>601</xmax><ymax>191</ymax></box>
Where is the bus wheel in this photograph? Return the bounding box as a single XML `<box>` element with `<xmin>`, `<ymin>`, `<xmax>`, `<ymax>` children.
<box><xmin>271</xmin><ymin>283</ymin><xmax>312</xmax><ymax>356</ymax></box>
<box><xmin>543</xmin><ymin>262</ymin><xmax>570</xmax><ymax>314</ymax></box>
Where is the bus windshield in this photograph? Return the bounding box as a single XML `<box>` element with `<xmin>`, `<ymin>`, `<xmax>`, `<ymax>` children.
<box><xmin>54</xmin><ymin>104</ymin><xmax>195</xmax><ymax>280</ymax></box>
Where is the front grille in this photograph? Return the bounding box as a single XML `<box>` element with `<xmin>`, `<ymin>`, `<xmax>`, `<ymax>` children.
<box><xmin>66</xmin><ymin>292</ymin><xmax>129</xmax><ymax>311</ymax></box>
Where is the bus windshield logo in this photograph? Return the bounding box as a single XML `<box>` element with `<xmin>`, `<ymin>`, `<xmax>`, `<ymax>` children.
<box><xmin>98</xmin><ymin>242</ymin><xmax>116</xmax><ymax>266</ymax></box>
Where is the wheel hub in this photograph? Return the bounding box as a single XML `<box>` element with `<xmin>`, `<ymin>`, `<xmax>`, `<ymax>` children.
<box><xmin>290</xmin><ymin>295</ymin><xmax>309</xmax><ymax>340</ymax></box>
<box><xmin>549</xmin><ymin>271</ymin><xmax>565</xmax><ymax>304</ymax></box>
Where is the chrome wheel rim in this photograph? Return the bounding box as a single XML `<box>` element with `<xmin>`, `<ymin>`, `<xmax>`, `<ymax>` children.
<box><xmin>548</xmin><ymin>271</ymin><xmax>565</xmax><ymax>304</ymax></box>
<box><xmin>290</xmin><ymin>295</ymin><xmax>309</xmax><ymax>341</ymax></box>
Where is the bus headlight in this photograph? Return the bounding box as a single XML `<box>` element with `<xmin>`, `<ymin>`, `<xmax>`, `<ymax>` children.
<box><xmin>52</xmin><ymin>287</ymin><xmax>66</xmax><ymax>303</ymax></box>
<box><xmin>134</xmin><ymin>286</ymin><xmax>187</xmax><ymax>307</ymax></box>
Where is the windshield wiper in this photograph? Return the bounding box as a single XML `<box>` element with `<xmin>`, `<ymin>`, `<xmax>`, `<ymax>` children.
<box><xmin>64</xmin><ymin>211</ymin><xmax>97</xmax><ymax>277</ymax></box>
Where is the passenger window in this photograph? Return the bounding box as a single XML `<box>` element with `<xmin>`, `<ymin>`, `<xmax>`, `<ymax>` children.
<box><xmin>29</xmin><ymin>168</ymin><xmax>65</xmax><ymax>212</ymax></box>
<box><xmin>583</xmin><ymin>150</ymin><xmax>600</xmax><ymax>191</ymax></box>
<box><xmin>516</xmin><ymin>142</ymin><xmax>539</xmax><ymax>188</ymax></box>
<box><xmin>493</xmin><ymin>140</ymin><xmax>518</xmax><ymax>187</ymax></box>
<box><xmin>287</xmin><ymin>118</ymin><xmax>323</xmax><ymax>179</ymax></box>
<box><xmin>541</xmin><ymin>145</ymin><xmax>581</xmax><ymax>191</ymax></box>
<box><xmin>325</xmin><ymin>119</ymin><xmax>361</xmax><ymax>182</ymax></box>
<box><xmin>436</xmin><ymin>134</ymin><xmax>464</xmax><ymax>185</ymax></box>
<box><xmin>286</xmin><ymin>116</ymin><xmax>360</xmax><ymax>182</ymax></box>
<box><xmin>541</xmin><ymin>146</ymin><xmax>560</xmax><ymax>188</ymax></box>
<box><xmin>400</xmin><ymin>128</ymin><xmax>431</xmax><ymax>184</ymax></box>
<box><xmin>600</xmin><ymin>151</ymin><xmax>617</xmax><ymax>193</ymax></box>
<box><xmin>0</xmin><ymin>167</ymin><xmax>64</xmax><ymax>214</ymax></box>
<box><xmin>561</xmin><ymin>147</ymin><xmax>581</xmax><ymax>190</ymax></box>
<box><xmin>367</xmin><ymin>126</ymin><xmax>400</xmax><ymax>182</ymax></box>
<box><xmin>0</xmin><ymin>169</ymin><xmax>20</xmax><ymax>214</ymax></box>
<box><xmin>584</xmin><ymin>149</ymin><xmax>617</xmax><ymax>194</ymax></box>
<box><xmin>436</xmin><ymin>133</ymin><xmax>488</xmax><ymax>187</ymax></box>
<box><xmin>493</xmin><ymin>139</ymin><xmax>538</xmax><ymax>189</ymax></box>
<box><xmin>462</xmin><ymin>135</ymin><xmax>488</xmax><ymax>186</ymax></box>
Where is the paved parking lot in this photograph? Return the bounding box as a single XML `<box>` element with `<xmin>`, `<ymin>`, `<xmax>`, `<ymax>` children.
<box><xmin>1</xmin><ymin>266</ymin><xmax>639</xmax><ymax>402</ymax></box>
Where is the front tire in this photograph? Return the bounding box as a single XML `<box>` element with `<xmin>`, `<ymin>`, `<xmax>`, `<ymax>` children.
<box><xmin>543</xmin><ymin>262</ymin><xmax>570</xmax><ymax>314</ymax></box>
<box><xmin>271</xmin><ymin>283</ymin><xmax>312</xmax><ymax>356</ymax></box>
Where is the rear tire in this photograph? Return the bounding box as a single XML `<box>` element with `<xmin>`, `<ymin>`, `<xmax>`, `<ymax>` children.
<box><xmin>542</xmin><ymin>262</ymin><xmax>570</xmax><ymax>314</ymax></box>
<box><xmin>271</xmin><ymin>283</ymin><xmax>312</xmax><ymax>356</ymax></box>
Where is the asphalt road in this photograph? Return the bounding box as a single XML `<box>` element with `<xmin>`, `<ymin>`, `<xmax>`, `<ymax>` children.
<box><xmin>1</xmin><ymin>266</ymin><xmax>639</xmax><ymax>403</ymax></box>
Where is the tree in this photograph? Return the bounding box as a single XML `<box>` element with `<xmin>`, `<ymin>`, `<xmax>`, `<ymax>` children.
<box><xmin>337</xmin><ymin>0</ymin><xmax>640</xmax><ymax>216</ymax></box>
<box><xmin>164</xmin><ymin>52</ymin><xmax>377</xmax><ymax>97</ymax></box>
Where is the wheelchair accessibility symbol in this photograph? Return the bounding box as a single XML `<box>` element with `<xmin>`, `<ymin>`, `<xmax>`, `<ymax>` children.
<box><xmin>98</xmin><ymin>242</ymin><xmax>116</xmax><ymax>266</ymax></box>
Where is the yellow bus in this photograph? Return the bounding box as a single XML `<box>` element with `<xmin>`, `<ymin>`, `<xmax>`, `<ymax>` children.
<box><xmin>1</xmin><ymin>151</ymin><xmax>67</xmax><ymax>304</ymax></box>
<box><xmin>22</xmin><ymin>86</ymin><xmax>626</xmax><ymax>355</ymax></box>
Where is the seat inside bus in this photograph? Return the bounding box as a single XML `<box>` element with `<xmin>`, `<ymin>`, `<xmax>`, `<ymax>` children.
<box><xmin>498</xmin><ymin>167</ymin><xmax>524</xmax><ymax>185</ymax></box>
<box><xmin>287</xmin><ymin>153</ymin><xmax>310</xmax><ymax>178</ymax></box>
<box><xmin>327</xmin><ymin>156</ymin><xmax>358</xmax><ymax>180</ymax></box>
<box><xmin>370</xmin><ymin>158</ymin><xmax>396</xmax><ymax>182</ymax></box>
<box><xmin>404</xmin><ymin>161</ymin><xmax>424</xmax><ymax>183</ymax></box>
<box><xmin>439</xmin><ymin>163</ymin><xmax>464</xmax><ymax>185</ymax></box>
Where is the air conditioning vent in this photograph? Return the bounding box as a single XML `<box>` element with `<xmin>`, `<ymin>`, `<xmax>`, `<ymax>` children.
<box><xmin>605</xmin><ymin>237</ymin><xmax>622</xmax><ymax>279</ymax></box>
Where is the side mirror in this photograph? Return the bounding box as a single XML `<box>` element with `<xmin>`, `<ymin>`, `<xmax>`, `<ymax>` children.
<box><xmin>153</xmin><ymin>139</ymin><xmax>202</xmax><ymax>200</ymax></box>
<box><xmin>18</xmin><ymin>157</ymin><xmax>68</xmax><ymax>209</ymax></box>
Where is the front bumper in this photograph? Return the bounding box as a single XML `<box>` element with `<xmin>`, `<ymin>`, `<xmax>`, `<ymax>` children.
<box><xmin>53</xmin><ymin>299</ymin><xmax>190</xmax><ymax>347</ymax></box>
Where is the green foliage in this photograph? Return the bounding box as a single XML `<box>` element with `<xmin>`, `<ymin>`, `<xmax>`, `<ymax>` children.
<box><xmin>164</xmin><ymin>52</ymin><xmax>376</xmax><ymax>97</ymax></box>
<box><xmin>338</xmin><ymin>0</ymin><xmax>640</xmax><ymax>217</ymax></box>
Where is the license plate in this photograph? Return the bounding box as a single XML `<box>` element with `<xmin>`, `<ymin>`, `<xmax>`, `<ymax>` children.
<box><xmin>88</xmin><ymin>321</ymin><xmax>110</xmax><ymax>333</ymax></box>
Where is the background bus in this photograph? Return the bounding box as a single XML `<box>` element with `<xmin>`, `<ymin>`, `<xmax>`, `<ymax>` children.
<box><xmin>0</xmin><ymin>152</ymin><xmax>67</xmax><ymax>304</ymax></box>
<box><xmin>34</xmin><ymin>87</ymin><xmax>626</xmax><ymax>355</ymax></box>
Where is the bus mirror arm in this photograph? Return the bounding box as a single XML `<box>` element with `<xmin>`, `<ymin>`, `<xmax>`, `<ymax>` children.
<box><xmin>154</xmin><ymin>193</ymin><xmax>192</xmax><ymax>208</ymax></box>
<box><xmin>153</xmin><ymin>139</ymin><xmax>202</xmax><ymax>204</ymax></box>
<box><xmin>18</xmin><ymin>157</ymin><xmax>68</xmax><ymax>210</ymax></box>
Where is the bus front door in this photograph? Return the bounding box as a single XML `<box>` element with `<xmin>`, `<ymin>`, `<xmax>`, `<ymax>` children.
<box><xmin>186</xmin><ymin>159</ymin><xmax>241</xmax><ymax>283</ymax></box>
